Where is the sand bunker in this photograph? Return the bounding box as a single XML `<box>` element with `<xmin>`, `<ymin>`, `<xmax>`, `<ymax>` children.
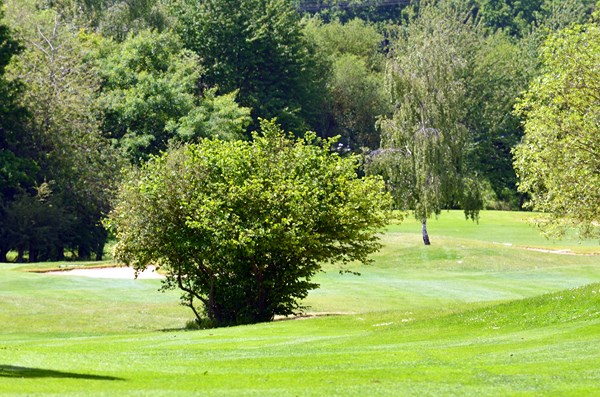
<box><xmin>46</xmin><ymin>265</ymin><xmax>163</xmax><ymax>279</ymax></box>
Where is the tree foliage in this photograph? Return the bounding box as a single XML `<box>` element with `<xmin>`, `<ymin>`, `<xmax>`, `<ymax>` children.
<box><xmin>36</xmin><ymin>0</ymin><xmax>170</xmax><ymax>40</ymax></box>
<box><xmin>95</xmin><ymin>29</ymin><xmax>251</xmax><ymax>163</ymax></box>
<box><xmin>304</xmin><ymin>17</ymin><xmax>390</xmax><ymax>150</ymax></box>
<box><xmin>367</xmin><ymin>2</ymin><xmax>483</xmax><ymax>244</ymax></box>
<box><xmin>513</xmin><ymin>17</ymin><xmax>600</xmax><ymax>240</ymax></box>
<box><xmin>169</xmin><ymin>0</ymin><xmax>328</xmax><ymax>133</ymax></box>
<box><xmin>3</xmin><ymin>0</ymin><xmax>123</xmax><ymax>260</ymax></box>
<box><xmin>465</xmin><ymin>31</ymin><xmax>536</xmax><ymax>208</ymax></box>
<box><xmin>471</xmin><ymin>0</ymin><xmax>597</xmax><ymax>36</ymax></box>
<box><xmin>0</xmin><ymin>0</ymin><xmax>33</xmax><ymax>262</ymax></box>
<box><xmin>109</xmin><ymin>120</ymin><xmax>391</xmax><ymax>327</ymax></box>
<box><xmin>1</xmin><ymin>0</ymin><xmax>598</xmax><ymax>267</ymax></box>
<box><xmin>294</xmin><ymin>0</ymin><xmax>406</xmax><ymax>23</ymax></box>
<box><xmin>88</xmin><ymin>0</ymin><xmax>169</xmax><ymax>40</ymax></box>
<box><xmin>0</xmin><ymin>1</ymin><xmax>27</xmax><ymax>197</ymax></box>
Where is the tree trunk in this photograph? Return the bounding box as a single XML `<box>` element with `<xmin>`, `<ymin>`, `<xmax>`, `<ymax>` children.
<box><xmin>95</xmin><ymin>242</ymin><xmax>104</xmax><ymax>261</ymax></box>
<box><xmin>253</xmin><ymin>261</ymin><xmax>269</xmax><ymax>323</ymax></box>
<box><xmin>94</xmin><ymin>227</ymin><xmax>108</xmax><ymax>261</ymax></box>
<box><xmin>28</xmin><ymin>244</ymin><xmax>37</xmax><ymax>263</ymax></box>
<box><xmin>53</xmin><ymin>245</ymin><xmax>65</xmax><ymax>261</ymax></box>
<box><xmin>16</xmin><ymin>245</ymin><xmax>25</xmax><ymax>263</ymax></box>
<box><xmin>422</xmin><ymin>218</ymin><xmax>431</xmax><ymax>245</ymax></box>
<box><xmin>0</xmin><ymin>247</ymin><xmax>8</xmax><ymax>263</ymax></box>
<box><xmin>78</xmin><ymin>244</ymin><xmax>91</xmax><ymax>261</ymax></box>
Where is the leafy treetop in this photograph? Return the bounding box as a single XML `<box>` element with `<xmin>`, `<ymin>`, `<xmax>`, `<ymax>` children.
<box><xmin>513</xmin><ymin>15</ymin><xmax>600</xmax><ymax>240</ymax></box>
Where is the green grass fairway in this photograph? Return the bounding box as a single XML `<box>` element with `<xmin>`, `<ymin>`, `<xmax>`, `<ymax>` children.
<box><xmin>1</xmin><ymin>211</ymin><xmax>599</xmax><ymax>396</ymax></box>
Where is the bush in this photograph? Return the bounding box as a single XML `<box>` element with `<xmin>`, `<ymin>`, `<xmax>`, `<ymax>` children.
<box><xmin>109</xmin><ymin>120</ymin><xmax>391</xmax><ymax>327</ymax></box>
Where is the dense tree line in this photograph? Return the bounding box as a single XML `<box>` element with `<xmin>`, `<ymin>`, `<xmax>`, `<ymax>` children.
<box><xmin>0</xmin><ymin>0</ymin><xmax>598</xmax><ymax>262</ymax></box>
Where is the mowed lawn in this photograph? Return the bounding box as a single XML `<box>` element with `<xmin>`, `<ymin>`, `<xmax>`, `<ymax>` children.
<box><xmin>1</xmin><ymin>211</ymin><xmax>599</xmax><ymax>396</ymax></box>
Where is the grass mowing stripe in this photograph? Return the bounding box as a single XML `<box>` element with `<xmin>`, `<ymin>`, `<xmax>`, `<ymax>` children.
<box><xmin>3</xmin><ymin>308</ymin><xmax>598</xmax><ymax>397</ymax></box>
<box><xmin>1</xmin><ymin>211</ymin><xmax>599</xmax><ymax>395</ymax></box>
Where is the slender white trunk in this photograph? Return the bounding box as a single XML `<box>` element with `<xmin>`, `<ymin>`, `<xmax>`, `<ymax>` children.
<box><xmin>422</xmin><ymin>218</ymin><xmax>431</xmax><ymax>245</ymax></box>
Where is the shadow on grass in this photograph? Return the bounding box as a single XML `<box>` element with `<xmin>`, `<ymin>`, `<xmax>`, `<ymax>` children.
<box><xmin>0</xmin><ymin>365</ymin><xmax>124</xmax><ymax>381</ymax></box>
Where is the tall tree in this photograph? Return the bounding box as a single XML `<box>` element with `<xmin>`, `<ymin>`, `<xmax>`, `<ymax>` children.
<box><xmin>95</xmin><ymin>29</ymin><xmax>251</xmax><ymax>163</ymax></box>
<box><xmin>4</xmin><ymin>0</ymin><xmax>124</xmax><ymax>260</ymax></box>
<box><xmin>513</xmin><ymin>16</ymin><xmax>600</xmax><ymax>241</ymax></box>
<box><xmin>168</xmin><ymin>0</ymin><xmax>328</xmax><ymax>134</ymax></box>
<box><xmin>465</xmin><ymin>31</ymin><xmax>536</xmax><ymax>208</ymax></box>
<box><xmin>0</xmin><ymin>0</ymin><xmax>35</xmax><ymax>262</ymax></box>
<box><xmin>303</xmin><ymin>17</ymin><xmax>391</xmax><ymax>150</ymax></box>
<box><xmin>367</xmin><ymin>2</ymin><xmax>483</xmax><ymax>245</ymax></box>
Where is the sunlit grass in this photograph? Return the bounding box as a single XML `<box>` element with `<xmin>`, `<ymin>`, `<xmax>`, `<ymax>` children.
<box><xmin>0</xmin><ymin>211</ymin><xmax>598</xmax><ymax>396</ymax></box>
<box><xmin>390</xmin><ymin>210</ymin><xmax>600</xmax><ymax>252</ymax></box>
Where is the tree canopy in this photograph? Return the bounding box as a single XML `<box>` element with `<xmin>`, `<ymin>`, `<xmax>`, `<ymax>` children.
<box><xmin>2</xmin><ymin>0</ymin><xmax>123</xmax><ymax>260</ymax></box>
<box><xmin>304</xmin><ymin>17</ymin><xmax>390</xmax><ymax>150</ymax></box>
<box><xmin>95</xmin><ymin>29</ymin><xmax>251</xmax><ymax>163</ymax></box>
<box><xmin>169</xmin><ymin>0</ymin><xmax>328</xmax><ymax>133</ymax></box>
<box><xmin>0</xmin><ymin>0</ymin><xmax>31</xmax><ymax>262</ymax></box>
<box><xmin>0</xmin><ymin>0</ymin><xmax>597</xmax><ymax>270</ymax></box>
<box><xmin>513</xmin><ymin>17</ymin><xmax>600</xmax><ymax>240</ymax></box>
<box><xmin>109</xmin><ymin>120</ymin><xmax>391</xmax><ymax>326</ymax></box>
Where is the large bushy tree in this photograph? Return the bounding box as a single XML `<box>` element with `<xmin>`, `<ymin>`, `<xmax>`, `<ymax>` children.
<box><xmin>109</xmin><ymin>120</ymin><xmax>391</xmax><ymax>327</ymax></box>
<box><xmin>513</xmin><ymin>16</ymin><xmax>600</xmax><ymax>240</ymax></box>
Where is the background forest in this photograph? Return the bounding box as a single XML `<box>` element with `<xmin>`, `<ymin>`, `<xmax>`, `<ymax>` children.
<box><xmin>0</xmin><ymin>0</ymin><xmax>598</xmax><ymax>262</ymax></box>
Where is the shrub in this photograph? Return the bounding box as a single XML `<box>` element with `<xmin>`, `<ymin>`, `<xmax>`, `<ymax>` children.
<box><xmin>109</xmin><ymin>120</ymin><xmax>391</xmax><ymax>327</ymax></box>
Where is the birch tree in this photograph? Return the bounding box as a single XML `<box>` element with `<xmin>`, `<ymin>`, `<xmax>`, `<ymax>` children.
<box><xmin>368</xmin><ymin>2</ymin><xmax>483</xmax><ymax>245</ymax></box>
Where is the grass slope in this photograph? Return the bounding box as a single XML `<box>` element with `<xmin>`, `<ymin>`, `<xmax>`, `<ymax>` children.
<box><xmin>0</xmin><ymin>211</ymin><xmax>599</xmax><ymax>396</ymax></box>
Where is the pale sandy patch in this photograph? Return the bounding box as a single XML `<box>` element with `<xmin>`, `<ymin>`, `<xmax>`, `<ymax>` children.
<box><xmin>46</xmin><ymin>265</ymin><xmax>163</xmax><ymax>279</ymax></box>
<box><xmin>523</xmin><ymin>247</ymin><xmax>599</xmax><ymax>256</ymax></box>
